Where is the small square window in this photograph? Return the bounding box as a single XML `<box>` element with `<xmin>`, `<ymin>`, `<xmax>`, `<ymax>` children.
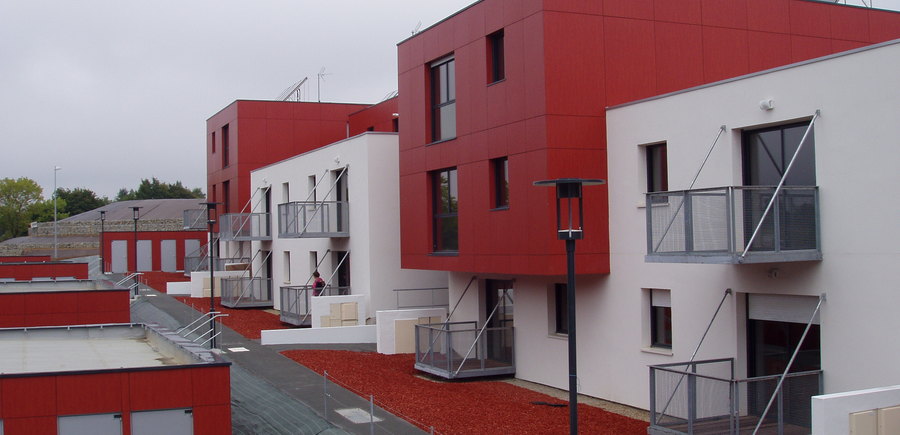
<box><xmin>487</xmin><ymin>30</ymin><xmax>505</xmax><ymax>83</ymax></box>
<box><xmin>650</xmin><ymin>289</ymin><xmax>672</xmax><ymax>349</ymax></box>
<box><xmin>492</xmin><ymin>157</ymin><xmax>509</xmax><ymax>209</ymax></box>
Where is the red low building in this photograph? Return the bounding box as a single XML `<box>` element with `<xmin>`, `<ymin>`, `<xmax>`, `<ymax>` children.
<box><xmin>0</xmin><ymin>261</ymin><xmax>88</xmax><ymax>281</ymax></box>
<box><xmin>0</xmin><ymin>323</ymin><xmax>231</xmax><ymax>435</ymax></box>
<box><xmin>0</xmin><ymin>280</ymin><xmax>130</xmax><ymax>327</ymax></box>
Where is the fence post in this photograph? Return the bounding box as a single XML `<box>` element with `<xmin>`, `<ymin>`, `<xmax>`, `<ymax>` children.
<box><xmin>323</xmin><ymin>370</ymin><xmax>328</xmax><ymax>417</ymax></box>
<box><xmin>649</xmin><ymin>367</ymin><xmax>656</xmax><ymax>426</ymax></box>
<box><xmin>370</xmin><ymin>395</ymin><xmax>375</xmax><ymax>435</ymax></box>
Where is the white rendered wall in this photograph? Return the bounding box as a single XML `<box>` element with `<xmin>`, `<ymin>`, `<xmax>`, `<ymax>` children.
<box><xmin>596</xmin><ymin>41</ymin><xmax>900</xmax><ymax>408</ymax></box>
<box><xmin>812</xmin><ymin>385</ymin><xmax>900</xmax><ymax>435</ymax></box>
<box><xmin>250</xmin><ymin>133</ymin><xmax>447</xmax><ymax>322</ymax></box>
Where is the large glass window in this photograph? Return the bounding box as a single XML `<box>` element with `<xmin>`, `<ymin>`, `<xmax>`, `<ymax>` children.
<box><xmin>431</xmin><ymin>56</ymin><xmax>456</xmax><ymax>142</ymax></box>
<box><xmin>743</xmin><ymin>122</ymin><xmax>815</xmax><ymax>186</ymax></box>
<box><xmin>432</xmin><ymin>168</ymin><xmax>458</xmax><ymax>252</ymax></box>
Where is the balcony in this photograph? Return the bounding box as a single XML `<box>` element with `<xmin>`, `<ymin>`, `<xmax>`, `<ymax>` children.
<box><xmin>278</xmin><ymin>201</ymin><xmax>349</xmax><ymax>238</ymax></box>
<box><xmin>219</xmin><ymin>213</ymin><xmax>271</xmax><ymax>241</ymax></box>
<box><xmin>183</xmin><ymin>255</ymin><xmax>249</xmax><ymax>276</ymax></box>
<box><xmin>649</xmin><ymin>358</ymin><xmax>821</xmax><ymax>435</ymax></box>
<box><xmin>183</xmin><ymin>208</ymin><xmax>207</xmax><ymax>230</ymax></box>
<box><xmin>279</xmin><ymin>285</ymin><xmax>350</xmax><ymax>326</ymax></box>
<box><xmin>220</xmin><ymin>277</ymin><xmax>273</xmax><ymax>308</ymax></box>
<box><xmin>646</xmin><ymin>186</ymin><xmax>820</xmax><ymax>264</ymax></box>
<box><xmin>414</xmin><ymin>321</ymin><xmax>514</xmax><ymax>379</ymax></box>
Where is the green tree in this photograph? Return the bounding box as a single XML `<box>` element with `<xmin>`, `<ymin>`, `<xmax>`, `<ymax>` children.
<box><xmin>116</xmin><ymin>178</ymin><xmax>204</xmax><ymax>201</ymax></box>
<box><xmin>30</xmin><ymin>197</ymin><xmax>69</xmax><ymax>223</ymax></box>
<box><xmin>56</xmin><ymin>187</ymin><xmax>109</xmax><ymax>216</ymax></box>
<box><xmin>0</xmin><ymin>177</ymin><xmax>44</xmax><ymax>240</ymax></box>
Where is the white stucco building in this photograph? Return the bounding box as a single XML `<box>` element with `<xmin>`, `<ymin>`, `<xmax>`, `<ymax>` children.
<box><xmin>248</xmin><ymin>132</ymin><xmax>448</xmax><ymax>330</ymax></box>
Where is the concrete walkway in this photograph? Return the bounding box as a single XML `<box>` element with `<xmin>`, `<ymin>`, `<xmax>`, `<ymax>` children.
<box><xmin>130</xmin><ymin>289</ymin><xmax>426</xmax><ymax>435</ymax></box>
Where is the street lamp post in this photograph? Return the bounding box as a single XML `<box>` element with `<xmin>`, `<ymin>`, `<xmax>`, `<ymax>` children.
<box><xmin>99</xmin><ymin>210</ymin><xmax>106</xmax><ymax>274</ymax></box>
<box><xmin>533</xmin><ymin>178</ymin><xmax>605</xmax><ymax>435</ymax></box>
<box><xmin>53</xmin><ymin>166</ymin><xmax>61</xmax><ymax>259</ymax></box>
<box><xmin>131</xmin><ymin>206</ymin><xmax>142</xmax><ymax>296</ymax></box>
<box><xmin>201</xmin><ymin>202</ymin><xmax>220</xmax><ymax>348</ymax></box>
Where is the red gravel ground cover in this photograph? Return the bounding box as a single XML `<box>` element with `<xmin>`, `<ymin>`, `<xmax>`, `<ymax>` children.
<box><xmin>173</xmin><ymin>297</ymin><xmax>289</xmax><ymax>339</ymax></box>
<box><xmin>283</xmin><ymin>350</ymin><xmax>649</xmax><ymax>435</ymax></box>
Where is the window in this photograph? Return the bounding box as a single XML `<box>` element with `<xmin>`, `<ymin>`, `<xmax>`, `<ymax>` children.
<box><xmin>742</xmin><ymin>122</ymin><xmax>815</xmax><ymax>186</ymax></box>
<box><xmin>646</xmin><ymin>143</ymin><xmax>667</xmax><ymax>203</ymax></box>
<box><xmin>430</xmin><ymin>56</ymin><xmax>456</xmax><ymax>142</ymax></box>
<box><xmin>222</xmin><ymin>180</ymin><xmax>231</xmax><ymax>213</ymax></box>
<box><xmin>650</xmin><ymin>289</ymin><xmax>672</xmax><ymax>349</ymax></box>
<box><xmin>283</xmin><ymin>251</ymin><xmax>291</xmax><ymax>282</ymax></box>
<box><xmin>282</xmin><ymin>182</ymin><xmax>290</xmax><ymax>203</ymax></box>
<box><xmin>492</xmin><ymin>157</ymin><xmax>509</xmax><ymax>209</ymax></box>
<box><xmin>211</xmin><ymin>131</ymin><xmax>216</xmax><ymax>153</ymax></box>
<box><xmin>553</xmin><ymin>283</ymin><xmax>568</xmax><ymax>335</ymax></box>
<box><xmin>221</xmin><ymin>124</ymin><xmax>230</xmax><ymax>167</ymax></box>
<box><xmin>431</xmin><ymin>168</ymin><xmax>458</xmax><ymax>252</ymax></box>
<box><xmin>487</xmin><ymin>30</ymin><xmax>505</xmax><ymax>83</ymax></box>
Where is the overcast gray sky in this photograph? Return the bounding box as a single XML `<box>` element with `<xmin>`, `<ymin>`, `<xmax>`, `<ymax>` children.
<box><xmin>1</xmin><ymin>0</ymin><xmax>896</xmax><ymax>200</ymax></box>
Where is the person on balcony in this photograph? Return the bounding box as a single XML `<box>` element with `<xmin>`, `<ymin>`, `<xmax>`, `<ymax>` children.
<box><xmin>312</xmin><ymin>271</ymin><xmax>326</xmax><ymax>296</ymax></box>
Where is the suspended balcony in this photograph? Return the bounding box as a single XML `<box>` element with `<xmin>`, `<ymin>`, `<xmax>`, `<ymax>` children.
<box><xmin>278</xmin><ymin>201</ymin><xmax>349</xmax><ymax>238</ymax></box>
<box><xmin>279</xmin><ymin>285</ymin><xmax>351</xmax><ymax>326</ymax></box>
<box><xmin>219</xmin><ymin>213</ymin><xmax>271</xmax><ymax>241</ymax></box>
<box><xmin>414</xmin><ymin>321</ymin><xmax>515</xmax><ymax>379</ymax></box>
<box><xmin>649</xmin><ymin>358</ymin><xmax>822</xmax><ymax>435</ymax></box>
<box><xmin>183</xmin><ymin>208</ymin><xmax>207</xmax><ymax>230</ymax></box>
<box><xmin>183</xmin><ymin>255</ymin><xmax>249</xmax><ymax>276</ymax></box>
<box><xmin>646</xmin><ymin>186</ymin><xmax>820</xmax><ymax>264</ymax></box>
<box><xmin>220</xmin><ymin>277</ymin><xmax>273</xmax><ymax>308</ymax></box>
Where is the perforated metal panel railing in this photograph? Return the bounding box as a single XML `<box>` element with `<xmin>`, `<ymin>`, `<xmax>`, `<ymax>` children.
<box><xmin>646</xmin><ymin>186</ymin><xmax>820</xmax><ymax>264</ymax></box>
<box><xmin>277</xmin><ymin>201</ymin><xmax>349</xmax><ymax>238</ymax></box>
<box><xmin>218</xmin><ymin>213</ymin><xmax>272</xmax><ymax>241</ymax></box>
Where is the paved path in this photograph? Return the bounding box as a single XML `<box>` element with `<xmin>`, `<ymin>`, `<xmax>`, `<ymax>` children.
<box><xmin>131</xmin><ymin>289</ymin><xmax>426</xmax><ymax>435</ymax></box>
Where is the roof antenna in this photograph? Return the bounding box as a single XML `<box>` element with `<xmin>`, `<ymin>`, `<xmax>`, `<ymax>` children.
<box><xmin>411</xmin><ymin>21</ymin><xmax>422</xmax><ymax>36</ymax></box>
<box><xmin>317</xmin><ymin>67</ymin><xmax>331</xmax><ymax>102</ymax></box>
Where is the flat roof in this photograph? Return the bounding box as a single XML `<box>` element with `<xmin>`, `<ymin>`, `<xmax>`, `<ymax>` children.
<box><xmin>0</xmin><ymin>323</ymin><xmax>227</xmax><ymax>376</ymax></box>
<box><xmin>0</xmin><ymin>279</ymin><xmax>124</xmax><ymax>293</ymax></box>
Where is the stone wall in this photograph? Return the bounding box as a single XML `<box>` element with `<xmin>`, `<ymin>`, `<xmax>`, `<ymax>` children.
<box><xmin>29</xmin><ymin>219</ymin><xmax>189</xmax><ymax>237</ymax></box>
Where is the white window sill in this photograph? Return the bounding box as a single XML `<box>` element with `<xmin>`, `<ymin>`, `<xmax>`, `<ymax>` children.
<box><xmin>641</xmin><ymin>346</ymin><xmax>673</xmax><ymax>356</ymax></box>
<box><xmin>547</xmin><ymin>333</ymin><xmax>568</xmax><ymax>341</ymax></box>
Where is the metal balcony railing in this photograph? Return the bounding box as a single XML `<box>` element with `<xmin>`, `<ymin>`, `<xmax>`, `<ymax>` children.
<box><xmin>183</xmin><ymin>209</ymin><xmax>207</xmax><ymax>230</ymax></box>
<box><xmin>279</xmin><ymin>285</ymin><xmax>350</xmax><ymax>326</ymax></box>
<box><xmin>278</xmin><ymin>201</ymin><xmax>349</xmax><ymax>238</ymax></box>
<box><xmin>646</xmin><ymin>186</ymin><xmax>820</xmax><ymax>264</ymax></box>
<box><xmin>183</xmin><ymin>255</ymin><xmax>249</xmax><ymax>275</ymax></box>
<box><xmin>219</xmin><ymin>213</ymin><xmax>271</xmax><ymax>241</ymax></box>
<box><xmin>414</xmin><ymin>321</ymin><xmax>514</xmax><ymax>379</ymax></box>
<box><xmin>220</xmin><ymin>277</ymin><xmax>273</xmax><ymax>308</ymax></box>
<box><xmin>649</xmin><ymin>358</ymin><xmax>822</xmax><ymax>435</ymax></box>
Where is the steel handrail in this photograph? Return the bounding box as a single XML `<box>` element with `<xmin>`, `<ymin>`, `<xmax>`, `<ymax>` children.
<box><xmin>418</xmin><ymin>276</ymin><xmax>476</xmax><ymax>363</ymax></box>
<box><xmin>297</xmin><ymin>251</ymin><xmax>333</xmax><ymax>325</ymax></box>
<box><xmin>453</xmin><ymin>288</ymin><xmax>508</xmax><ymax>376</ymax></box>
<box><xmin>176</xmin><ymin>311</ymin><xmax>221</xmax><ymax>334</ymax></box>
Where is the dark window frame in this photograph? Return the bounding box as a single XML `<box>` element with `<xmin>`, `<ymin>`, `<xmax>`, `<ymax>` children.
<box><xmin>554</xmin><ymin>283</ymin><xmax>568</xmax><ymax>335</ymax></box>
<box><xmin>646</xmin><ymin>143</ymin><xmax>668</xmax><ymax>203</ymax></box>
<box><xmin>487</xmin><ymin>29</ymin><xmax>505</xmax><ymax>83</ymax></box>
<box><xmin>492</xmin><ymin>157</ymin><xmax>509</xmax><ymax>209</ymax></box>
<box><xmin>221</xmin><ymin>124</ymin><xmax>230</xmax><ymax>168</ymax></box>
<box><xmin>430</xmin><ymin>56</ymin><xmax>456</xmax><ymax>143</ymax></box>
<box><xmin>431</xmin><ymin>167</ymin><xmax>459</xmax><ymax>253</ymax></box>
<box><xmin>650</xmin><ymin>290</ymin><xmax>672</xmax><ymax>349</ymax></box>
<box><xmin>742</xmin><ymin>121</ymin><xmax>816</xmax><ymax>187</ymax></box>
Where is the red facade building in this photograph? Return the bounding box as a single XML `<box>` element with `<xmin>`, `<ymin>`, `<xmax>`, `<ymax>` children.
<box><xmin>397</xmin><ymin>0</ymin><xmax>900</xmax><ymax>276</ymax></box>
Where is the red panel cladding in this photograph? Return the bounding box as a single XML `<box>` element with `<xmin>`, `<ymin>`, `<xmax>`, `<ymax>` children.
<box><xmin>347</xmin><ymin>98</ymin><xmax>399</xmax><ymax>135</ymax></box>
<box><xmin>129</xmin><ymin>369</ymin><xmax>193</xmax><ymax>410</ymax></box>
<box><xmin>832</xmin><ymin>39</ymin><xmax>868</xmax><ymax>53</ymax></box>
<box><xmin>868</xmin><ymin>9</ymin><xmax>900</xmax><ymax>41</ymax></box>
<box><xmin>791</xmin><ymin>35</ymin><xmax>833</xmax><ymax>62</ymax></box>
<box><xmin>829</xmin><ymin>6</ymin><xmax>870</xmax><ymax>42</ymax></box>
<box><xmin>2</xmin><ymin>417</ymin><xmax>57</xmax><ymax>434</ymax></box>
<box><xmin>604</xmin><ymin>0</ymin><xmax>653</xmax><ymax>20</ymax></box>
<box><xmin>399</xmin><ymin>174</ymin><xmax>428</xmax><ymax>260</ymax></box>
<box><xmin>2</xmin><ymin>376</ymin><xmax>57</xmax><ymax>418</ymax></box>
<box><xmin>702</xmin><ymin>26</ymin><xmax>750</xmax><ymax>82</ymax></box>
<box><xmin>701</xmin><ymin>0</ymin><xmax>749</xmax><ymax>29</ymax></box>
<box><xmin>789</xmin><ymin>0</ymin><xmax>832</xmax><ymax>38</ymax></box>
<box><xmin>544</xmin><ymin>12</ymin><xmax>606</xmax><ymax>116</ymax></box>
<box><xmin>655</xmin><ymin>0</ymin><xmax>701</xmax><ymax>24</ymax></box>
<box><xmin>192</xmin><ymin>404</ymin><xmax>232</xmax><ymax>435</ymax></box>
<box><xmin>545</xmin><ymin>115</ymin><xmax>605</xmax><ymax>152</ymax></box>
<box><xmin>654</xmin><ymin>22</ymin><xmax>704</xmax><ymax>94</ymax></box>
<box><xmin>191</xmin><ymin>367</ymin><xmax>231</xmax><ymax>406</ymax></box>
<box><xmin>0</xmin><ymin>314</ymin><xmax>25</xmax><ymax>328</ymax></box>
<box><xmin>0</xmin><ymin>255</ymin><xmax>51</xmax><ymax>263</ymax></box>
<box><xmin>76</xmin><ymin>290</ymin><xmax>131</xmax><ymax>313</ymax></box>
<box><xmin>603</xmin><ymin>17</ymin><xmax>657</xmax><ymax>106</ymax></box>
<box><xmin>748</xmin><ymin>31</ymin><xmax>793</xmax><ymax>71</ymax></box>
<box><xmin>0</xmin><ymin>293</ymin><xmax>25</xmax><ymax>315</ymax></box>
<box><xmin>57</xmin><ymin>373</ymin><xmax>123</xmax><ymax>415</ymax></box>
<box><xmin>746</xmin><ymin>0</ymin><xmax>789</xmax><ymax>33</ymax></box>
